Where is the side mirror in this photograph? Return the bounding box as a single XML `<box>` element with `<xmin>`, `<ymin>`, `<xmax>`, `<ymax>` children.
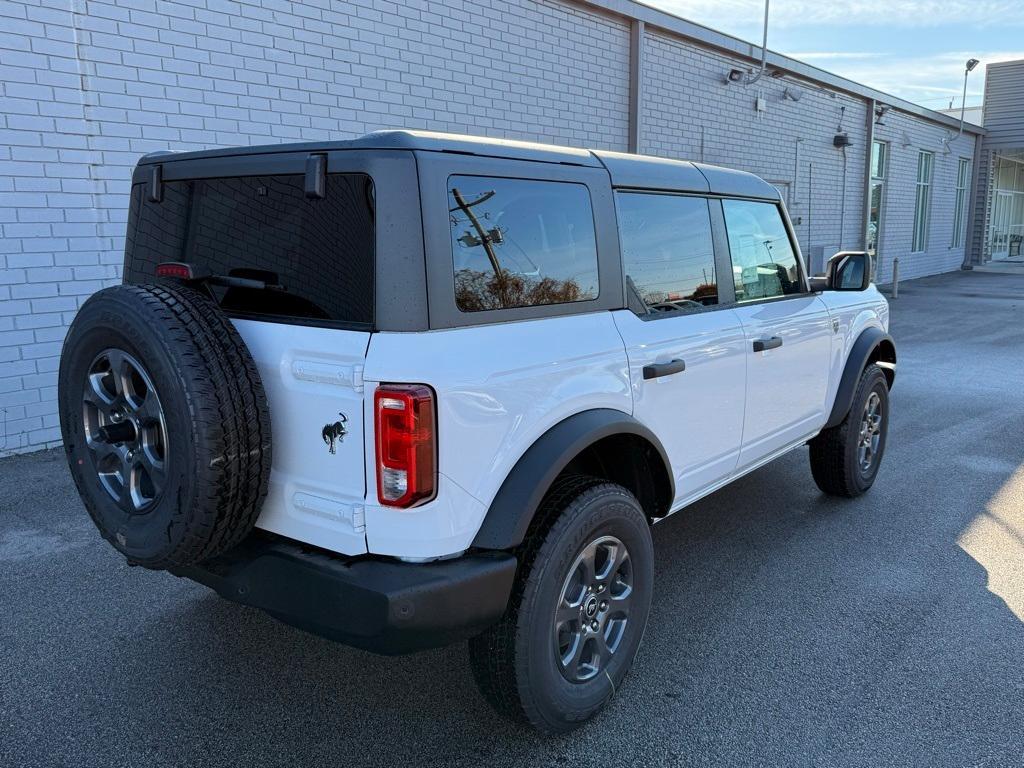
<box><xmin>811</xmin><ymin>251</ymin><xmax>872</xmax><ymax>292</ymax></box>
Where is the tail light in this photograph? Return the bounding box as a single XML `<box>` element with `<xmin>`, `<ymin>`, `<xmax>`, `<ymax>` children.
<box><xmin>155</xmin><ymin>262</ymin><xmax>197</xmax><ymax>280</ymax></box>
<box><xmin>374</xmin><ymin>384</ymin><xmax>436</xmax><ymax>508</ymax></box>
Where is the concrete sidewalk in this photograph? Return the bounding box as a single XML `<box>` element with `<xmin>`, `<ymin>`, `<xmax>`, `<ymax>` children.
<box><xmin>2</xmin><ymin>270</ymin><xmax>1023</xmax><ymax>767</ymax></box>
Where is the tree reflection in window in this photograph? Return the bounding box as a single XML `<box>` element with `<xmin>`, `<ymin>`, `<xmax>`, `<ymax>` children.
<box><xmin>448</xmin><ymin>176</ymin><xmax>599</xmax><ymax>312</ymax></box>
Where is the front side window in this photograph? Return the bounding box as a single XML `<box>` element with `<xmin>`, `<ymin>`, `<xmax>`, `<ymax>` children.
<box><xmin>447</xmin><ymin>175</ymin><xmax>599</xmax><ymax>312</ymax></box>
<box><xmin>723</xmin><ymin>199</ymin><xmax>803</xmax><ymax>302</ymax></box>
<box><xmin>616</xmin><ymin>192</ymin><xmax>718</xmax><ymax>315</ymax></box>
<box><xmin>913</xmin><ymin>151</ymin><xmax>934</xmax><ymax>252</ymax></box>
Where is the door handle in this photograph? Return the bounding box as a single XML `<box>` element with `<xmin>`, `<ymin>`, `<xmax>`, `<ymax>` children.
<box><xmin>643</xmin><ymin>359</ymin><xmax>686</xmax><ymax>380</ymax></box>
<box><xmin>753</xmin><ymin>336</ymin><xmax>783</xmax><ymax>352</ymax></box>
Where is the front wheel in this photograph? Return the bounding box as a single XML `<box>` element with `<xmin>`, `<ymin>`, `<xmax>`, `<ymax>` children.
<box><xmin>809</xmin><ymin>363</ymin><xmax>890</xmax><ymax>497</ymax></box>
<box><xmin>468</xmin><ymin>477</ymin><xmax>653</xmax><ymax>734</ymax></box>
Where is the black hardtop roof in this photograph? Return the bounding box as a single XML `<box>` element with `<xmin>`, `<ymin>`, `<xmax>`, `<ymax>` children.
<box><xmin>138</xmin><ymin>129</ymin><xmax>779</xmax><ymax>200</ymax></box>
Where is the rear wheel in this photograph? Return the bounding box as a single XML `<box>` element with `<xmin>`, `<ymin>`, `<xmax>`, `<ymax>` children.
<box><xmin>809</xmin><ymin>363</ymin><xmax>889</xmax><ymax>497</ymax></box>
<box><xmin>468</xmin><ymin>477</ymin><xmax>653</xmax><ymax>734</ymax></box>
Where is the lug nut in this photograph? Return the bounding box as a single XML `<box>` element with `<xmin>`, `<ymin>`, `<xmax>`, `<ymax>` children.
<box><xmin>591</xmin><ymin>620</ymin><xmax>599</xmax><ymax>630</ymax></box>
<box><xmin>600</xmin><ymin>601</ymin><xmax>607</xmax><ymax>611</ymax></box>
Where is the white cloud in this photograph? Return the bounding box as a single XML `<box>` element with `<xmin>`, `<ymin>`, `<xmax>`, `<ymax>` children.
<box><xmin>800</xmin><ymin>51</ymin><xmax>1024</xmax><ymax>106</ymax></box>
<box><xmin>645</xmin><ymin>0</ymin><xmax>1024</xmax><ymax>28</ymax></box>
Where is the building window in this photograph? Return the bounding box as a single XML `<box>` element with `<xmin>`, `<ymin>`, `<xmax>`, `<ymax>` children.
<box><xmin>912</xmin><ymin>151</ymin><xmax>934</xmax><ymax>252</ymax></box>
<box><xmin>951</xmin><ymin>157</ymin><xmax>971</xmax><ymax>248</ymax></box>
<box><xmin>867</xmin><ymin>140</ymin><xmax>887</xmax><ymax>257</ymax></box>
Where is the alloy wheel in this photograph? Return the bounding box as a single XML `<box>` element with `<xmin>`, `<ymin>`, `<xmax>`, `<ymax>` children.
<box><xmin>857</xmin><ymin>391</ymin><xmax>883</xmax><ymax>473</ymax></box>
<box><xmin>81</xmin><ymin>349</ymin><xmax>168</xmax><ymax>513</ymax></box>
<box><xmin>554</xmin><ymin>535</ymin><xmax>634</xmax><ymax>683</ymax></box>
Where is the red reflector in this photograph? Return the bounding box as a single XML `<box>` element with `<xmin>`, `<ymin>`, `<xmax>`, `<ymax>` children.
<box><xmin>374</xmin><ymin>384</ymin><xmax>436</xmax><ymax>508</ymax></box>
<box><xmin>155</xmin><ymin>262</ymin><xmax>195</xmax><ymax>280</ymax></box>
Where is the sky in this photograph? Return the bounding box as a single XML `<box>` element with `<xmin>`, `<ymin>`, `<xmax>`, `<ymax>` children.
<box><xmin>644</xmin><ymin>0</ymin><xmax>1024</xmax><ymax>110</ymax></box>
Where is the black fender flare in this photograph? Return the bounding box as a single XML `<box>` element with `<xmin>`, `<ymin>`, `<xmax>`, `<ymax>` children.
<box><xmin>824</xmin><ymin>327</ymin><xmax>896</xmax><ymax>428</ymax></box>
<box><xmin>470</xmin><ymin>409</ymin><xmax>674</xmax><ymax>551</ymax></box>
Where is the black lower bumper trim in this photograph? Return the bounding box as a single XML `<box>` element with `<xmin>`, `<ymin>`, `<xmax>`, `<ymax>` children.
<box><xmin>171</xmin><ymin>534</ymin><xmax>517</xmax><ymax>655</ymax></box>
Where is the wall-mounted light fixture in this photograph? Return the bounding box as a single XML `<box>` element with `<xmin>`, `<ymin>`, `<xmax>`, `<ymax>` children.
<box><xmin>725</xmin><ymin>68</ymin><xmax>745</xmax><ymax>84</ymax></box>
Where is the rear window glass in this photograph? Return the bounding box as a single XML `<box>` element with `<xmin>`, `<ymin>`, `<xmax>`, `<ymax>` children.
<box><xmin>447</xmin><ymin>175</ymin><xmax>599</xmax><ymax>312</ymax></box>
<box><xmin>124</xmin><ymin>173</ymin><xmax>374</xmax><ymax>326</ymax></box>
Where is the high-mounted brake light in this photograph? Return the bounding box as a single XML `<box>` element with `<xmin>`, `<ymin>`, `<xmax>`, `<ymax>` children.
<box><xmin>155</xmin><ymin>262</ymin><xmax>196</xmax><ymax>280</ymax></box>
<box><xmin>374</xmin><ymin>384</ymin><xmax>436</xmax><ymax>508</ymax></box>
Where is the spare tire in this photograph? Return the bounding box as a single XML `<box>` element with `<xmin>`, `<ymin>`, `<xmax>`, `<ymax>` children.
<box><xmin>58</xmin><ymin>283</ymin><xmax>272</xmax><ymax>569</ymax></box>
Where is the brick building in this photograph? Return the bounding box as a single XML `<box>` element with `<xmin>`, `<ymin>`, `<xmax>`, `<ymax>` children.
<box><xmin>0</xmin><ymin>0</ymin><xmax>988</xmax><ymax>453</ymax></box>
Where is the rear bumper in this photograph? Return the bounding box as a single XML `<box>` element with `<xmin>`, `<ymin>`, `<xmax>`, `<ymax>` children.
<box><xmin>171</xmin><ymin>534</ymin><xmax>517</xmax><ymax>655</ymax></box>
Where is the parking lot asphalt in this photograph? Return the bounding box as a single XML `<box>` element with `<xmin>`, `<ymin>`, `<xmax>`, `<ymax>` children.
<box><xmin>2</xmin><ymin>270</ymin><xmax>1023</xmax><ymax>768</ymax></box>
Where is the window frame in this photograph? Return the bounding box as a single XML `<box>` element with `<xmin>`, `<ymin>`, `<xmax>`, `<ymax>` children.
<box><xmin>417</xmin><ymin>151</ymin><xmax>624</xmax><ymax>330</ymax></box>
<box><xmin>716</xmin><ymin>196</ymin><xmax>812</xmax><ymax>306</ymax></box>
<box><xmin>912</xmin><ymin>150</ymin><xmax>934</xmax><ymax>253</ymax></box>
<box><xmin>614</xmin><ymin>189</ymin><xmax>729</xmax><ymax>321</ymax></box>
<box><xmin>951</xmin><ymin>156</ymin><xmax>971</xmax><ymax>248</ymax></box>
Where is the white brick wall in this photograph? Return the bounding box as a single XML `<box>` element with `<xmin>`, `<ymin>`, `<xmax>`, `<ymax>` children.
<box><xmin>873</xmin><ymin>111</ymin><xmax>976</xmax><ymax>282</ymax></box>
<box><xmin>0</xmin><ymin>0</ymin><xmax>977</xmax><ymax>454</ymax></box>
<box><xmin>642</xmin><ymin>31</ymin><xmax>870</xmax><ymax>273</ymax></box>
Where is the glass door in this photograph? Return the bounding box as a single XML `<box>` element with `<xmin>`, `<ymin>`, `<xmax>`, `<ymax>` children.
<box><xmin>991</xmin><ymin>192</ymin><xmax>1013</xmax><ymax>260</ymax></box>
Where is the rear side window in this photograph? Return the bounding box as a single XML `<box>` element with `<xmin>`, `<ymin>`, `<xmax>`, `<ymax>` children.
<box><xmin>722</xmin><ymin>199</ymin><xmax>802</xmax><ymax>302</ymax></box>
<box><xmin>617</xmin><ymin>192</ymin><xmax>718</xmax><ymax>315</ymax></box>
<box><xmin>124</xmin><ymin>173</ymin><xmax>374</xmax><ymax>327</ymax></box>
<box><xmin>447</xmin><ymin>175</ymin><xmax>599</xmax><ymax>312</ymax></box>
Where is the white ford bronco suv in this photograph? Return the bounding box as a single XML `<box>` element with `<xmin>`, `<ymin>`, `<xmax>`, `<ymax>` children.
<box><xmin>58</xmin><ymin>130</ymin><xmax>895</xmax><ymax>733</ymax></box>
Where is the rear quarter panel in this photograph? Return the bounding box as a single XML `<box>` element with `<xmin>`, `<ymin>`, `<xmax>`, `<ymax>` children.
<box><xmin>362</xmin><ymin>311</ymin><xmax>631</xmax><ymax>559</ymax></box>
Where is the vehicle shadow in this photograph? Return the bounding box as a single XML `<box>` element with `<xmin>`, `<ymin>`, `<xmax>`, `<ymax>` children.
<box><xmin>72</xmin><ymin>426</ymin><xmax>1024</xmax><ymax>768</ymax></box>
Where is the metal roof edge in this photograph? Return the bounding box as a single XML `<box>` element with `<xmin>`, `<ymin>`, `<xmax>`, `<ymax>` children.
<box><xmin>572</xmin><ymin>0</ymin><xmax>986</xmax><ymax>136</ymax></box>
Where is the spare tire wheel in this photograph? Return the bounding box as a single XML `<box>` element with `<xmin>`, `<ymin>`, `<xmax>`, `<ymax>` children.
<box><xmin>58</xmin><ymin>283</ymin><xmax>272</xmax><ymax>569</ymax></box>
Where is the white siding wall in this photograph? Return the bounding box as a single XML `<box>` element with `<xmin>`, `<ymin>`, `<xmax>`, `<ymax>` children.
<box><xmin>0</xmin><ymin>0</ymin><xmax>978</xmax><ymax>454</ymax></box>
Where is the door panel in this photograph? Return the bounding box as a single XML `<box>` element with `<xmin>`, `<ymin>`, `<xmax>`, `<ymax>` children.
<box><xmin>732</xmin><ymin>296</ymin><xmax>833</xmax><ymax>467</ymax></box>
<box><xmin>614</xmin><ymin>309</ymin><xmax>747</xmax><ymax>505</ymax></box>
<box><xmin>234</xmin><ymin>319</ymin><xmax>370</xmax><ymax>555</ymax></box>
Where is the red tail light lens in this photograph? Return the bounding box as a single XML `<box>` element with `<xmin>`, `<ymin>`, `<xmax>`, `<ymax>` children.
<box><xmin>374</xmin><ymin>384</ymin><xmax>436</xmax><ymax>508</ymax></box>
<box><xmin>155</xmin><ymin>262</ymin><xmax>195</xmax><ymax>280</ymax></box>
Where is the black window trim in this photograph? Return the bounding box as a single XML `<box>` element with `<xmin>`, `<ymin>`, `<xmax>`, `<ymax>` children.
<box><xmin>417</xmin><ymin>151</ymin><xmax>624</xmax><ymax>330</ymax></box>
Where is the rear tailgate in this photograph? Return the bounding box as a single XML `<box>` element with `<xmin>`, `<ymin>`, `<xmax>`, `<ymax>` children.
<box><xmin>236</xmin><ymin>321</ymin><xmax>370</xmax><ymax>554</ymax></box>
<box><xmin>123</xmin><ymin>166</ymin><xmax>377</xmax><ymax>555</ymax></box>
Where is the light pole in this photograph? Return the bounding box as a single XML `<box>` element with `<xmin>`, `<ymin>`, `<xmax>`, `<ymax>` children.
<box><xmin>959</xmin><ymin>58</ymin><xmax>980</xmax><ymax>136</ymax></box>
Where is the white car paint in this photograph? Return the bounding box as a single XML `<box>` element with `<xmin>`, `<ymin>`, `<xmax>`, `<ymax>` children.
<box><xmin>362</xmin><ymin>311</ymin><xmax>631</xmax><ymax>559</ymax></box>
<box><xmin>612</xmin><ymin>307</ymin><xmax>747</xmax><ymax>505</ymax></box>
<box><xmin>235</xmin><ymin>284</ymin><xmax>889</xmax><ymax>561</ymax></box>
<box><xmin>730</xmin><ymin>294</ymin><xmax>834</xmax><ymax>469</ymax></box>
<box><xmin>233</xmin><ymin>319</ymin><xmax>371</xmax><ymax>556</ymax></box>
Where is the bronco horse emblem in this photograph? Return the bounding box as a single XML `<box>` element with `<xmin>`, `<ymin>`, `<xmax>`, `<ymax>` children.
<box><xmin>322</xmin><ymin>413</ymin><xmax>348</xmax><ymax>455</ymax></box>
